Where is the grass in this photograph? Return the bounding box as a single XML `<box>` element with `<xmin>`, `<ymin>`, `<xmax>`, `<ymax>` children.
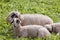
<box><xmin>0</xmin><ymin>0</ymin><xmax>60</xmax><ymax>40</ymax></box>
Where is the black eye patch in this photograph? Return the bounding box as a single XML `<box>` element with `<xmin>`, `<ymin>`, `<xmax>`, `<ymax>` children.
<box><xmin>11</xmin><ymin>13</ymin><xmax>18</xmax><ymax>18</ymax></box>
<box><xmin>11</xmin><ymin>13</ymin><xmax>16</xmax><ymax>18</ymax></box>
<box><xmin>16</xmin><ymin>20</ymin><xmax>20</xmax><ymax>23</ymax></box>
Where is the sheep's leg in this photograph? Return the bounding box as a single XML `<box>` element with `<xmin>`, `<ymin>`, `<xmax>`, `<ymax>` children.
<box><xmin>38</xmin><ymin>30</ymin><xmax>43</xmax><ymax>38</ymax></box>
<box><xmin>21</xmin><ymin>30</ymin><xmax>28</xmax><ymax>37</ymax></box>
<box><xmin>13</xmin><ymin>30</ymin><xmax>17</xmax><ymax>38</ymax></box>
<box><xmin>38</xmin><ymin>31</ymin><xmax>46</xmax><ymax>40</ymax></box>
<box><xmin>38</xmin><ymin>32</ymin><xmax>41</xmax><ymax>38</ymax></box>
<box><xmin>13</xmin><ymin>33</ymin><xmax>17</xmax><ymax>38</ymax></box>
<box><xmin>13</xmin><ymin>35</ymin><xmax>17</xmax><ymax>38</ymax></box>
<box><xmin>38</xmin><ymin>32</ymin><xmax>44</xmax><ymax>40</ymax></box>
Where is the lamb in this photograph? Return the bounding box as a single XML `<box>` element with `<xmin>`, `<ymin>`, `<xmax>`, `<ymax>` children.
<box><xmin>44</xmin><ymin>23</ymin><xmax>60</xmax><ymax>35</ymax></box>
<box><xmin>7</xmin><ymin>11</ymin><xmax>53</xmax><ymax>26</ymax></box>
<box><xmin>12</xmin><ymin>18</ymin><xmax>51</xmax><ymax>38</ymax></box>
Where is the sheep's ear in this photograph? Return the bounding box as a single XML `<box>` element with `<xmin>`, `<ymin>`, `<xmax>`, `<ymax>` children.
<box><xmin>7</xmin><ymin>13</ymin><xmax>13</xmax><ymax>23</ymax></box>
<box><xmin>11</xmin><ymin>13</ymin><xmax>16</xmax><ymax>18</ymax></box>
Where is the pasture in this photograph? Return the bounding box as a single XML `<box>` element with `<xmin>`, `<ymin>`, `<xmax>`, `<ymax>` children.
<box><xmin>0</xmin><ymin>0</ymin><xmax>60</xmax><ymax>40</ymax></box>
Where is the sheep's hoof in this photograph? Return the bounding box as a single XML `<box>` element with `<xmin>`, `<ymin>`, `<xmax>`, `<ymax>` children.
<box><xmin>13</xmin><ymin>36</ymin><xmax>16</xmax><ymax>38</ymax></box>
<box><xmin>18</xmin><ymin>36</ymin><xmax>21</xmax><ymax>38</ymax></box>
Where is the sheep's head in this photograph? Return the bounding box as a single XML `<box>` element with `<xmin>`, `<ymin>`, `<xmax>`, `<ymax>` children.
<box><xmin>44</xmin><ymin>24</ymin><xmax>52</xmax><ymax>33</ymax></box>
<box><xmin>12</xmin><ymin>18</ymin><xmax>21</xmax><ymax>28</ymax></box>
<box><xmin>7</xmin><ymin>11</ymin><xmax>23</xmax><ymax>24</ymax></box>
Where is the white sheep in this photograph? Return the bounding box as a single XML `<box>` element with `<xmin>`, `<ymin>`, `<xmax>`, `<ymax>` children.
<box><xmin>12</xmin><ymin>18</ymin><xmax>51</xmax><ymax>38</ymax></box>
<box><xmin>44</xmin><ymin>23</ymin><xmax>60</xmax><ymax>35</ymax></box>
<box><xmin>7</xmin><ymin>11</ymin><xmax>53</xmax><ymax>26</ymax></box>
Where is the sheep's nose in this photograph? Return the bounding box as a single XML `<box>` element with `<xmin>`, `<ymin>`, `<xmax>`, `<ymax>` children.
<box><xmin>14</xmin><ymin>25</ymin><xmax>16</xmax><ymax>27</ymax></box>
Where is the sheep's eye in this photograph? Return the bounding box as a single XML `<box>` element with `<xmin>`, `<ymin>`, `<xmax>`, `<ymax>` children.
<box><xmin>16</xmin><ymin>20</ymin><xmax>20</xmax><ymax>23</ymax></box>
<box><xmin>11</xmin><ymin>13</ymin><xmax>15</xmax><ymax>18</ymax></box>
<box><xmin>11</xmin><ymin>13</ymin><xmax>18</xmax><ymax>18</ymax></box>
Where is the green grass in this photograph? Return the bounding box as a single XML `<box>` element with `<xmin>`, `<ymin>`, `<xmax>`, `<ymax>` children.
<box><xmin>0</xmin><ymin>0</ymin><xmax>60</xmax><ymax>40</ymax></box>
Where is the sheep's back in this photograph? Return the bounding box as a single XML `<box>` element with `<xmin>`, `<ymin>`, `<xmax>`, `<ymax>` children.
<box><xmin>21</xmin><ymin>14</ymin><xmax>53</xmax><ymax>26</ymax></box>
<box><xmin>22</xmin><ymin>25</ymin><xmax>45</xmax><ymax>37</ymax></box>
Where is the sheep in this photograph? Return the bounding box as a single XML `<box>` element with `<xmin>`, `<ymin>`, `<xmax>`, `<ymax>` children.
<box><xmin>7</xmin><ymin>11</ymin><xmax>53</xmax><ymax>26</ymax></box>
<box><xmin>44</xmin><ymin>23</ymin><xmax>60</xmax><ymax>35</ymax></box>
<box><xmin>12</xmin><ymin>18</ymin><xmax>51</xmax><ymax>38</ymax></box>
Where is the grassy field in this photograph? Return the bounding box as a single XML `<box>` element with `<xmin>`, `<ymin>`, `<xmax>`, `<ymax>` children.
<box><xmin>0</xmin><ymin>0</ymin><xmax>60</xmax><ymax>40</ymax></box>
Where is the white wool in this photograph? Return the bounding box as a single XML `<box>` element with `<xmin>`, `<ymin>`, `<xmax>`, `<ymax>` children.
<box><xmin>44</xmin><ymin>23</ymin><xmax>60</xmax><ymax>35</ymax></box>
<box><xmin>7</xmin><ymin>11</ymin><xmax>53</xmax><ymax>26</ymax></box>
<box><xmin>12</xmin><ymin>18</ymin><xmax>51</xmax><ymax>38</ymax></box>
